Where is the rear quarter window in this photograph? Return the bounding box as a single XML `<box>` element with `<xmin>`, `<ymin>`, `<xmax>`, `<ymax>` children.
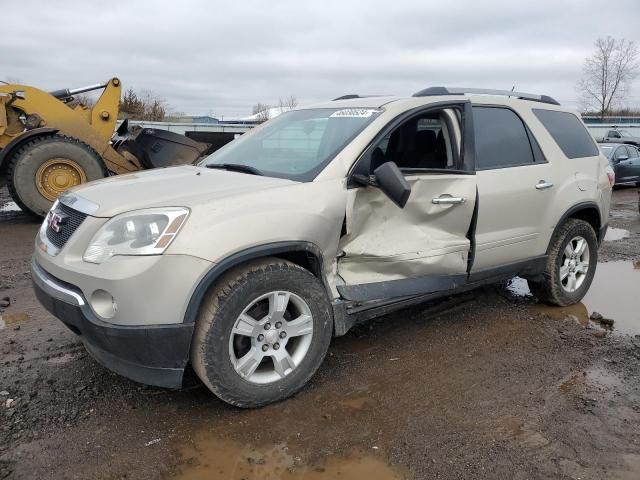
<box><xmin>532</xmin><ymin>109</ymin><xmax>599</xmax><ymax>159</ymax></box>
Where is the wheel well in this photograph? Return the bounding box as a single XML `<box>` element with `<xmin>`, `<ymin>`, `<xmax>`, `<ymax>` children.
<box><xmin>567</xmin><ymin>206</ymin><xmax>601</xmax><ymax>234</ymax></box>
<box><xmin>273</xmin><ymin>251</ymin><xmax>323</xmax><ymax>279</ymax></box>
<box><xmin>183</xmin><ymin>242</ymin><xmax>328</xmax><ymax>325</ymax></box>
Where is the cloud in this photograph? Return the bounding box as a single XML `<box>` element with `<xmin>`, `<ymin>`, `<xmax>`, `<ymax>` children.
<box><xmin>2</xmin><ymin>0</ymin><xmax>639</xmax><ymax>115</ymax></box>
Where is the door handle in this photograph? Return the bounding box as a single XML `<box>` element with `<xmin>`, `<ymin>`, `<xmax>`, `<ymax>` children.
<box><xmin>535</xmin><ymin>180</ymin><xmax>554</xmax><ymax>190</ymax></box>
<box><xmin>432</xmin><ymin>196</ymin><xmax>466</xmax><ymax>205</ymax></box>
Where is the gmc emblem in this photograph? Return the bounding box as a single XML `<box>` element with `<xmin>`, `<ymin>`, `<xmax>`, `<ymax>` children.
<box><xmin>47</xmin><ymin>211</ymin><xmax>68</xmax><ymax>233</ymax></box>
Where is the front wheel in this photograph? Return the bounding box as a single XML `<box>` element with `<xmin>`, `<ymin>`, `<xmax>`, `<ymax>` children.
<box><xmin>191</xmin><ymin>258</ymin><xmax>333</xmax><ymax>408</ymax></box>
<box><xmin>528</xmin><ymin>219</ymin><xmax>598</xmax><ymax>306</ymax></box>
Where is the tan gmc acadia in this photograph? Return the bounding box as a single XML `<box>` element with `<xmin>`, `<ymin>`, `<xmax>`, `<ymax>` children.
<box><xmin>31</xmin><ymin>87</ymin><xmax>614</xmax><ymax>407</ymax></box>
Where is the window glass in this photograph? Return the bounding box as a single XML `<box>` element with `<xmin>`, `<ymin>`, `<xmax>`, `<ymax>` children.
<box><xmin>369</xmin><ymin>109</ymin><xmax>462</xmax><ymax>173</ymax></box>
<box><xmin>615</xmin><ymin>147</ymin><xmax>629</xmax><ymax>159</ymax></box>
<box><xmin>533</xmin><ymin>109</ymin><xmax>599</xmax><ymax>159</ymax></box>
<box><xmin>202</xmin><ymin>108</ymin><xmax>381</xmax><ymax>181</ymax></box>
<box><xmin>472</xmin><ymin>107</ymin><xmax>535</xmax><ymax>169</ymax></box>
<box><xmin>626</xmin><ymin>145</ymin><xmax>639</xmax><ymax>158</ymax></box>
<box><xmin>599</xmin><ymin>145</ymin><xmax>614</xmax><ymax>157</ymax></box>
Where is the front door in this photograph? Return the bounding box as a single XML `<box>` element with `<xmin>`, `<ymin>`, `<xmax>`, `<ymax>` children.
<box><xmin>616</xmin><ymin>145</ymin><xmax>640</xmax><ymax>183</ymax></box>
<box><xmin>336</xmin><ymin>104</ymin><xmax>477</xmax><ymax>302</ymax></box>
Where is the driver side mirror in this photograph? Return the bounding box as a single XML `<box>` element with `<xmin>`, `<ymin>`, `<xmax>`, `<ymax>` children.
<box><xmin>373</xmin><ymin>162</ymin><xmax>411</xmax><ymax>208</ymax></box>
<box><xmin>617</xmin><ymin>155</ymin><xmax>629</xmax><ymax>162</ymax></box>
<box><xmin>350</xmin><ymin>161</ymin><xmax>411</xmax><ymax>208</ymax></box>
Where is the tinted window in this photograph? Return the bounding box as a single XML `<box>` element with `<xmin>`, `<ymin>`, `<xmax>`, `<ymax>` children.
<box><xmin>472</xmin><ymin>107</ymin><xmax>535</xmax><ymax>169</ymax></box>
<box><xmin>533</xmin><ymin>109</ymin><xmax>599</xmax><ymax>159</ymax></box>
<box><xmin>626</xmin><ymin>145</ymin><xmax>639</xmax><ymax>158</ymax></box>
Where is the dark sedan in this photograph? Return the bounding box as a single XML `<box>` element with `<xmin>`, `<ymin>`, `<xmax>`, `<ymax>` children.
<box><xmin>599</xmin><ymin>143</ymin><xmax>640</xmax><ymax>186</ymax></box>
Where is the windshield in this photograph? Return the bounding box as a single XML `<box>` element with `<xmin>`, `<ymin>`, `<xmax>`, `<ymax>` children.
<box><xmin>599</xmin><ymin>145</ymin><xmax>613</xmax><ymax>157</ymax></box>
<box><xmin>201</xmin><ymin>108</ymin><xmax>382</xmax><ymax>181</ymax></box>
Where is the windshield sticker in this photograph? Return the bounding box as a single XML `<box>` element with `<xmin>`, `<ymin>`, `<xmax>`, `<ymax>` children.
<box><xmin>330</xmin><ymin>108</ymin><xmax>381</xmax><ymax>118</ymax></box>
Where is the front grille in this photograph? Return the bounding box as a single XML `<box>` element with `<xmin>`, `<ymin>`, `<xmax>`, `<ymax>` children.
<box><xmin>45</xmin><ymin>202</ymin><xmax>87</xmax><ymax>249</ymax></box>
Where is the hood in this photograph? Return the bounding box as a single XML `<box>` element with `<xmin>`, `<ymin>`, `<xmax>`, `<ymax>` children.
<box><xmin>67</xmin><ymin>166</ymin><xmax>296</xmax><ymax>217</ymax></box>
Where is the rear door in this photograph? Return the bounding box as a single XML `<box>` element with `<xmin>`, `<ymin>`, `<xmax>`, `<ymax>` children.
<box><xmin>336</xmin><ymin>103</ymin><xmax>477</xmax><ymax>302</ymax></box>
<box><xmin>471</xmin><ymin>106</ymin><xmax>558</xmax><ymax>272</ymax></box>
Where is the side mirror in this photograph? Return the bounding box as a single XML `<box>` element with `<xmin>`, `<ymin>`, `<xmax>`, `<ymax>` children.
<box><xmin>373</xmin><ymin>162</ymin><xmax>411</xmax><ymax>208</ymax></box>
<box><xmin>617</xmin><ymin>155</ymin><xmax>629</xmax><ymax>161</ymax></box>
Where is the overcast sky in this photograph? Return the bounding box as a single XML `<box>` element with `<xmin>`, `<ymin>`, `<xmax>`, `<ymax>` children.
<box><xmin>3</xmin><ymin>0</ymin><xmax>639</xmax><ymax>117</ymax></box>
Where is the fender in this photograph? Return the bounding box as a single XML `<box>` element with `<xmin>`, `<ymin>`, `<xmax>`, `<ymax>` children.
<box><xmin>0</xmin><ymin>127</ymin><xmax>59</xmax><ymax>169</ymax></box>
<box><xmin>183</xmin><ymin>241</ymin><xmax>328</xmax><ymax>325</ymax></box>
<box><xmin>548</xmin><ymin>201</ymin><xmax>604</xmax><ymax>251</ymax></box>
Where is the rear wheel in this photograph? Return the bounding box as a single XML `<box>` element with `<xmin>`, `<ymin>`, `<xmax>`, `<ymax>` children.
<box><xmin>191</xmin><ymin>258</ymin><xmax>333</xmax><ymax>408</ymax></box>
<box><xmin>528</xmin><ymin>219</ymin><xmax>598</xmax><ymax>306</ymax></box>
<box><xmin>7</xmin><ymin>135</ymin><xmax>106</xmax><ymax>217</ymax></box>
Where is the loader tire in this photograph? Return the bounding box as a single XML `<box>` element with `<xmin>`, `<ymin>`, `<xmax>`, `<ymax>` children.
<box><xmin>7</xmin><ymin>135</ymin><xmax>106</xmax><ymax>217</ymax></box>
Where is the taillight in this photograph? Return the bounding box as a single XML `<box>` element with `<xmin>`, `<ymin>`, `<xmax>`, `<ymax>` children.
<box><xmin>605</xmin><ymin>165</ymin><xmax>615</xmax><ymax>187</ymax></box>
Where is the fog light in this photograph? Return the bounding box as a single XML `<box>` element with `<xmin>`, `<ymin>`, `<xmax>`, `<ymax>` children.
<box><xmin>90</xmin><ymin>290</ymin><xmax>117</xmax><ymax>319</ymax></box>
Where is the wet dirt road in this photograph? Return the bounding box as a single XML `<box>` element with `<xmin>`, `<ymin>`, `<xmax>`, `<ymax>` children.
<box><xmin>1</xmin><ymin>186</ymin><xmax>640</xmax><ymax>479</ymax></box>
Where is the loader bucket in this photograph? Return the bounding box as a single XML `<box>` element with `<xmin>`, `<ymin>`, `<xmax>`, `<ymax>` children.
<box><xmin>119</xmin><ymin>128</ymin><xmax>208</xmax><ymax>169</ymax></box>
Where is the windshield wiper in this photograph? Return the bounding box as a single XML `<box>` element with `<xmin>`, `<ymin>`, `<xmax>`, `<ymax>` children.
<box><xmin>206</xmin><ymin>163</ymin><xmax>263</xmax><ymax>176</ymax></box>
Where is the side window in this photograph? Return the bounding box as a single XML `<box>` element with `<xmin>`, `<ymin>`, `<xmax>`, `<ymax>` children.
<box><xmin>533</xmin><ymin>109</ymin><xmax>599</xmax><ymax>159</ymax></box>
<box><xmin>472</xmin><ymin>107</ymin><xmax>535</xmax><ymax>169</ymax></box>
<box><xmin>609</xmin><ymin>130</ymin><xmax>621</xmax><ymax>138</ymax></box>
<box><xmin>369</xmin><ymin>108</ymin><xmax>463</xmax><ymax>173</ymax></box>
<box><xmin>626</xmin><ymin>145</ymin><xmax>639</xmax><ymax>158</ymax></box>
<box><xmin>615</xmin><ymin>146</ymin><xmax>629</xmax><ymax>160</ymax></box>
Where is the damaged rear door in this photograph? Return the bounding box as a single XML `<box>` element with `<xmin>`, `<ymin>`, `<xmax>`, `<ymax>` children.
<box><xmin>336</xmin><ymin>102</ymin><xmax>477</xmax><ymax>302</ymax></box>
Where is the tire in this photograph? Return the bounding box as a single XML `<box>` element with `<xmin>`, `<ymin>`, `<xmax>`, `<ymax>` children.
<box><xmin>7</xmin><ymin>134</ymin><xmax>106</xmax><ymax>217</ymax></box>
<box><xmin>528</xmin><ymin>219</ymin><xmax>598</xmax><ymax>306</ymax></box>
<box><xmin>191</xmin><ymin>258</ymin><xmax>333</xmax><ymax>408</ymax></box>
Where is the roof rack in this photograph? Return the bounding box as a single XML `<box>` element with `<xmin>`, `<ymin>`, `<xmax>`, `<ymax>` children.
<box><xmin>332</xmin><ymin>94</ymin><xmax>388</xmax><ymax>101</ymax></box>
<box><xmin>412</xmin><ymin>87</ymin><xmax>560</xmax><ymax>106</ymax></box>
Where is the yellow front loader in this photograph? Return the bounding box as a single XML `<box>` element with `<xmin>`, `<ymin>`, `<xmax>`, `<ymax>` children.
<box><xmin>0</xmin><ymin>77</ymin><xmax>206</xmax><ymax>216</ymax></box>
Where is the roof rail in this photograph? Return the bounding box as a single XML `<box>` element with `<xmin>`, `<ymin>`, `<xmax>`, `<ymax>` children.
<box><xmin>412</xmin><ymin>87</ymin><xmax>560</xmax><ymax>106</ymax></box>
<box><xmin>332</xmin><ymin>94</ymin><xmax>388</xmax><ymax>101</ymax></box>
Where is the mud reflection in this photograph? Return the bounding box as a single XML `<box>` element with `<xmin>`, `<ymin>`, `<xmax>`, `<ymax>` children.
<box><xmin>604</xmin><ymin>227</ymin><xmax>630</xmax><ymax>242</ymax></box>
<box><xmin>509</xmin><ymin>261</ymin><xmax>640</xmax><ymax>335</ymax></box>
<box><xmin>0</xmin><ymin>312</ymin><xmax>29</xmax><ymax>330</ymax></box>
<box><xmin>174</xmin><ymin>435</ymin><xmax>402</xmax><ymax>480</ymax></box>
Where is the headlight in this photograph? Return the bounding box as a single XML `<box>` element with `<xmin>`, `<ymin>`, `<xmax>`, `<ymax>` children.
<box><xmin>83</xmin><ymin>208</ymin><xmax>189</xmax><ymax>264</ymax></box>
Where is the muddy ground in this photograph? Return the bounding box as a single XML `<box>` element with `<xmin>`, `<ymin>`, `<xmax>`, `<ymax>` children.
<box><xmin>1</xmin><ymin>186</ymin><xmax>640</xmax><ymax>480</ymax></box>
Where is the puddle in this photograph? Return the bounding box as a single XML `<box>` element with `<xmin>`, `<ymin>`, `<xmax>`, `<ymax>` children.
<box><xmin>616</xmin><ymin>454</ymin><xmax>640</xmax><ymax>480</ymax></box>
<box><xmin>509</xmin><ymin>261</ymin><xmax>640</xmax><ymax>335</ymax></box>
<box><xmin>604</xmin><ymin>227</ymin><xmax>630</xmax><ymax>241</ymax></box>
<box><xmin>587</xmin><ymin>366</ymin><xmax>624</xmax><ymax>390</ymax></box>
<box><xmin>174</xmin><ymin>435</ymin><xmax>403</xmax><ymax>480</ymax></box>
<box><xmin>0</xmin><ymin>312</ymin><xmax>29</xmax><ymax>329</ymax></box>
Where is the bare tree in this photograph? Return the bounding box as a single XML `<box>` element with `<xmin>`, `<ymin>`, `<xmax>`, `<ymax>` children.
<box><xmin>577</xmin><ymin>36</ymin><xmax>639</xmax><ymax>118</ymax></box>
<box><xmin>119</xmin><ymin>88</ymin><xmax>168</xmax><ymax>121</ymax></box>
<box><xmin>251</xmin><ymin>102</ymin><xmax>271</xmax><ymax>122</ymax></box>
<box><xmin>67</xmin><ymin>94</ymin><xmax>95</xmax><ymax>109</ymax></box>
<box><xmin>278</xmin><ymin>95</ymin><xmax>298</xmax><ymax>110</ymax></box>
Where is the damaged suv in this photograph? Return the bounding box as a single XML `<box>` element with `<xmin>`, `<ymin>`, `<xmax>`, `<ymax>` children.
<box><xmin>32</xmin><ymin>87</ymin><xmax>613</xmax><ymax>407</ymax></box>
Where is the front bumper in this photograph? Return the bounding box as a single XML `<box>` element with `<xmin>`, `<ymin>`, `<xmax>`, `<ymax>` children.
<box><xmin>31</xmin><ymin>259</ymin><xmax>194</xmax><ymax>388</ymax></box>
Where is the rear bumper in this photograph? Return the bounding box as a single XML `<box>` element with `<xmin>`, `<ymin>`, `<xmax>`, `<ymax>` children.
<box><xmin>31</xmin><ymin>258</ymin><xmax>193</xmax><ymax>389</ymax></box>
